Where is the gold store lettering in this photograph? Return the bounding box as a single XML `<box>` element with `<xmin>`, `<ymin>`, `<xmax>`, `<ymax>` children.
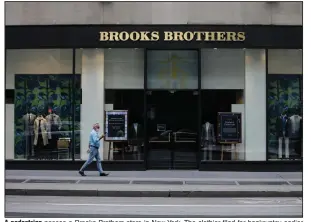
<box><xmin>99</xmin><ymin>31</ymin><xmax>246</xmax><ymax>42</ymax></box>
<box><xmin>163</xmin><ymin>31</ymin><xmax>245</xmax><ymax>41</ymax></box>
<box><xmin>99</xmin><ymin>31</ymin><xmax>160</xmax><ymax>41</ymax></box>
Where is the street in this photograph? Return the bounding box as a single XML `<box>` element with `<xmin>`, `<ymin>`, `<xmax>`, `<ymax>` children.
<box><xmin>6</xmin><ymin>196</ymin><xmax>302</xmax><ymax>218</ymax></box>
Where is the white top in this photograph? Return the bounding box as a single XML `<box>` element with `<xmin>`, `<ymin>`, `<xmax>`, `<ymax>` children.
<box><xmin>289</xmin><ymin>115</ymin><xmax>302</xmax><ymax>134</ymax></box>
<box><xmin>205</xmin><ymin>122</ymin><xmax>210</xmax><ymax>132</ymax></box>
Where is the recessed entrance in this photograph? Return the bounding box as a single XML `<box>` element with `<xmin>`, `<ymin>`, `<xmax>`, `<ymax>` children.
<box><xmin>146</xmin><ymin>90</ymin><xmax>199</xmax><ymax>169</ymax></box>
<box><xmin>145</xmin><ymin>49</ymin><xmax>200</xmax><ymax>169</ymax></box>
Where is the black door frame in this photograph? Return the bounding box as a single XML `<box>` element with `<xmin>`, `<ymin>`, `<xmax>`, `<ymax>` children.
<box><xmin>143</xmin><ymin>48</ymin><xmax>201</xmax><ymax>169</ymax></box>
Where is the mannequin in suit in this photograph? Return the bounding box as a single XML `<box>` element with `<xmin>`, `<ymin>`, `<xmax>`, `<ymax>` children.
<box><xmin>22</xmin><ymin>105</ymin><xmax>36</xmax><ymax>158</ymax></box>
<box><xmin>45</xmin><ymin>109</ymin><xmax>62</xmax><ymax>150</ymax></box>
<box><xmin>287</xmin><ymin>108</ymin><xmax>302</xmax><ymax>158</ymax></box>
<box><xmin>276</xmin><ymin>110</ymin><xmax>289</xmax><ymax>159</ymax></box>
<box><xmin>33</xmin><ymin>115</ymin><xmax>49</xmax><ymax>157</ymax></box>
<box><xmin>201</xmin><ymin>121</ymin><xmax>216</xmax><ymax>160</ymax></box>
<box><xmin>128</xmin><ymin>122</ymin><xmax>144</xmax><ymax>160</ymax></box>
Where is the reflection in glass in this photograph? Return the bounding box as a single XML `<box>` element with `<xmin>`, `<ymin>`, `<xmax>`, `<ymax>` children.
<box><xmin>147</xmin><ymin>50</ymin><xmax>198</xmax><ymax>89</ymax></box>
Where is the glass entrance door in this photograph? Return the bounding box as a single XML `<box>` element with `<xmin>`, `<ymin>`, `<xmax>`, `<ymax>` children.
<box><xmin>146</xmin><ymin>91</ymin><xmax>199</xmax><ymax>169</ymax></box>
<box><xmin>145</xmin><ymin>49</ymin><xmax>199</xmax><ymax>169</ymax></box>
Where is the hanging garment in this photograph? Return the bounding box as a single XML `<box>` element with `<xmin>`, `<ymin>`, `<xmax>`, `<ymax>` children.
<box><xmin>33</xmin><ymin>116</ymin><xmax>49</xmax><ymax>146</ymax></box>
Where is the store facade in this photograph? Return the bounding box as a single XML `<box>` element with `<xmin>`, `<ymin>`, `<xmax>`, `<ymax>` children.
<box><xmin>5</xmin><ymin>25</ymin><xmax>302</xmax><ymax>171</ymax></box>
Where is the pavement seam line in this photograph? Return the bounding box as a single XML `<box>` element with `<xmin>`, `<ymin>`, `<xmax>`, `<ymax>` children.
<box><xmin>21</xmin><ymin>179</ymin><xmax>30</xmax><ymax>184</ymax></box>
<box><xmin>5</xmin><ymin>188</ymin><xmax>302</xmax><ymax>198</ymax></box>
<box><xmin>278</xmin><ymin>173</ymin><xmax>287</xmax><ymax>182</ymax></box>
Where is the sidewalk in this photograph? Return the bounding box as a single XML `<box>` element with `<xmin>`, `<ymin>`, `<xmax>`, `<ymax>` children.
<box><xmin>5</xmin><ymin>170</ymin><xmax>302</xmax><ymax>198</ymax></box>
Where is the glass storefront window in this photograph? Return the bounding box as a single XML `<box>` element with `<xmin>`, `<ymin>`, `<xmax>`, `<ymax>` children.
<box><xmin>5</xmin><ymin>47</ymin><xmax>301</xmax><ymax>167</ymax></box>
<box><xmin>6</xmin><ymin>49</ymin><xmax>76</xmax><ymax>160</ymax></box>
<box><xmin>201</xmin><ymin>49</ymin><xmax>246</xmax><ymax>161</ymax></box>
<box><xmin>147</xmin><ymin>50</ymin><xmax>198</xmax><ymax>89</ymax></box>
<box><xmin>267</xmin><ymin>49</ymin><xmax>303</xmax><ymax>160</ymax></box>
<box><xmin>146</xmin><ymin>50</ymin><xmax>199</xmax><ymax>169</ymax></box>
<box><xmin>201</xmin><ymin>90</ymin><xmax>244</xmax><ymax>161</ymax></box>
<box><xmin>105</xmin><ymin>90</ymin><xmax>144</xmax><ymax>161</ymax></box>
<box><xmin>102</xmin><ymin>48</ymin><xmax>144</xmax><ymax>161</ymax></box>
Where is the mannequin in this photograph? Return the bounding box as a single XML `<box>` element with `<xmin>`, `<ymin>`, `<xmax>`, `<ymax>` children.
<box><xmin>33</xmin><ymin>114</ymin><xmax>49</xmax><ymax>157</ymax></box>
<box><xmin>287</xmin><ymin>108</ymin><xmax>302</xmax><ymax>158</ymax></box>
<box><xmin>45</xmin><ymin>108</ymin><xmax>62</xmax><ymax>150</ymax></box>
<box><xmin>276</xmin><ymin>110</ymin><xmax>289</xmax><ymax>159</ymax></box>
<box><xmin>129</xmin><ymin>122</ymin><xmax>143</xmax><ymax>160</ymax></box>
<box><xmin>22</xmin><ymin>104</ymin><xmax>36</xmax><ymax>158</ymax></box>
<box><xmin>201</xmin><ymin>121</ymin><xmax>215</xmax><ymax>160</ymax></box>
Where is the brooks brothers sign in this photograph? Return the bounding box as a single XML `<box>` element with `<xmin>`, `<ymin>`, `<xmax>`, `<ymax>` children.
<box><xmin>99</xmin><ymin>31</ymin><xmax>246</xmax><ymax>42</ymax></box>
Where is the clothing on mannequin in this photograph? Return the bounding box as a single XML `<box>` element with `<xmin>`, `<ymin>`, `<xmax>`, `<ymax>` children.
<box><xmin>278</xmin><ymin>137</ymin><xmax>290</xmax><ymax>159</ymax></box>
<box><xmin>45</xmin><ymin>113</ymin><xmax>62</xmax><ymax>150</ymax></box>
<box><xmin>45</xmin><ymin>113</ymin><xmax>62</xmax><ymax>139</ymax></box>
<box><xmin>287</xmin><ymin>114</ymin><xmax>302</xmax><ymax>157</ymax></box>
<box><xmin>33</xmin><ymin>116</ymin><xmax>48</xmax><ymax>147</ymax></box>
<box><xmin>129</xmin><ymin>122</ymin><xmax>143</xmax><ymax>140</ymax></box>
<box><xmin>287</xmin><ymin>115</ymin><xmax>302</xmax><ymax>138</ymax></box>
<box><xmin>22</xmin><ymin>113</ymin><xmax>36</xmax><ymax>157</ymax></box>
<box><xmin>276</xmin><ymin>114</ymin><xmax>289</xmax><ymax>159</ymax></box>
<box><xmin>129</xmin><ymin>123</ymin><xmax>143</xmax><ymax>160</ymax></box>
<box><xmin>201</xmin><ymin>122</ymin><xmax>215</xmax><ymax>160</ymax></box>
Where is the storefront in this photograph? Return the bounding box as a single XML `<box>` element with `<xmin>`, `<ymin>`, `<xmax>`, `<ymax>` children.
<box><xmin>5</xmin><ymin>25</ymin><xmax>302</xmax><ymax>171</ymax></box>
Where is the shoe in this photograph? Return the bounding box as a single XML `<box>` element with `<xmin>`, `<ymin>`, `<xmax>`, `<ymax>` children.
<box><xmin>100</xmin><ymin>172</ymin><xmax>109</xmax><ymax>176</ymax></box>
<box><xmin>79</xmin><ymin>171</ymin><xmax>86</xmax><ymax>176</ymax></box>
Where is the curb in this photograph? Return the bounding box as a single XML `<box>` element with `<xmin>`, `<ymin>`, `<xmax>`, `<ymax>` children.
<box><xmin>5</xmin><ymin>189</ymin><xmax>302</xmax><ymax>198</ymax></box>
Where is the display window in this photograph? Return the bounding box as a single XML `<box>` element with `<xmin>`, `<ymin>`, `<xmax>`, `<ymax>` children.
<box><xmin>104</xmin><ymin>90</ymin><xmax>144</xmax><ymax>161</ymax></box>
<box><xmin>102</xmin><ymin>48</ymin><xmax>144</xmax><ymax>161</ymax></box>
<box><xmin>6</xmin><ymin>49</ymin><xmax>78</xmax><ymax>160</ymax></box>
<box><xmin>201</xmin><ymin>90</ymin><xmax>244</xmax><ymax>161</ymax></box>
<box><xmin>267</xmin><ymin>49</ymin><xmax>303</xmax><ymax>160</ymax></box>
<box><xmin>200</xmin><ymin>49</ymin><xmax>246</xmax><ymax>161</ymax></box>
<box><xmin>14</xmin><ymin>74</ymin><xmax>81</xmax><ymax>160</ymax></box>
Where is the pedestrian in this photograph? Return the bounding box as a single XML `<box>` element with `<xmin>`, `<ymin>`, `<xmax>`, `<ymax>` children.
<box><xmin>79</xmin><ymin>123</ymin><xmax>109</xmax><ymax>176</ymax></box>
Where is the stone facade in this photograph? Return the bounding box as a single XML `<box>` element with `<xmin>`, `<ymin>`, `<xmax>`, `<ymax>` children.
<box><xmin>6</xmin><ymin>2</ymin><xmax>302</xmax><ymax>25</ymax></box>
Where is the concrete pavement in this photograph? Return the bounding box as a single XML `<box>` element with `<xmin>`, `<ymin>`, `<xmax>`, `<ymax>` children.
<box><xmin>5</xmin><ymin>170</ymin><xmax>302</xmax><ymax>198</ymax></box>
<box><xmin>5</xmin><ymin>170</ymin><xmax>303</xmax><ymax>179</ymax></box>
<box><xmin>5</xmin><ymin>196</ymin><xmax>302</xmax><ymax>217</ymax></box>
